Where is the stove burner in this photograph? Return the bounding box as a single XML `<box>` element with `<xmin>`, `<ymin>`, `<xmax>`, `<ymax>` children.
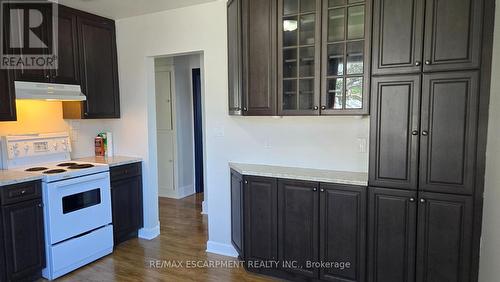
<box><xmin>43</xmin><ymin>169</ymin><xmax>67</xmax><ymax>174</ymax></box>
<box><xmin>68</xmin><ymin>164</ymin><xmax>95</xmax><ymax>170</ymax></box>
<box><xmin>25</xmin><ymin>167</ymin><xmax>48</xmax><ymax>172</ymax></box>
<box><xmin>57</xmin><ymin>162</ymin><xmax>78</xmax><ymax>167</ymax></box>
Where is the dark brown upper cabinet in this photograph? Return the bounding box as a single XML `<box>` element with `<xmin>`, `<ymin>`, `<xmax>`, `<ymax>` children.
<box><xmin>278</xmin><ymin>0</ymin><xmax>321</xmax><ymax>116</ymax></box>
<box><xmin>416</xmin><ymin>192</ymin><xmax>473</xmax><ymax>282</ymax></box>
<box><xmin>0</xmin><ymin>70</ymin><xmax>16</xmax><ymax>121</ymax></box>
<box><xmin>422</xmin><ymin>0</ymin><xmax>483</xmax><ymax>72</ymax></box>
<box><xmin>53</xmin><ymin>6</ymin><xmax>80</xmax><ymax>85</ymax></box>
<box><xmin>227</xmin><ymin>0</ymin><xmax>277</xmax><ymax>116</ymax></box>
<box><xmin>372</xmin><ymin>0</ymin><xmax>483</xmax><ymax>75</ymax></box>
<box><xmin>227</xmin><ymin>0</ymin><xmax>243</xmax><ymax>115</ymax></box>
<box><xmin>371</xmin><ymin>0</ymin><xmax>424</xmax><ymax>75</ymax></box>
<box><xmin>319</xmin><ymin>183</ymin><xmax>366</xmax><ymax>282</ymax></box>
<box><xmin>419</xmin><ymin>71</ymin><xmax>478</xmax><ymax>195</ymax></box>
<box><xmin>320</xmin><ymin>0</ymin><xmax>371</xmax><ymax>115</ymax></box>
<box><xmin>369</xmin><ymin>75</ymin><xmax>421</xmax><ymax>190</ymax></box>
<box><xmin>69</xmin><ymin>14</ymin><xmax>120</xmax><ymax>119</ymax></box>
<box><xmin>367</xmin><ymin>187</ymin><xmax>417</xmax><ymax>282</ymax></box>
<box><xmin>277</xmin><ymin>179</ymin><xmax>319</xmax><ymax>278</ymax></box>
<box><xmin>244</xmin><ymin>176</ymin><xmax>278</xmax><ymax>264</ymax></box>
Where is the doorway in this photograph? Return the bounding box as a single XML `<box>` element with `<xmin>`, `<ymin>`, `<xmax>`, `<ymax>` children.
<box><xmin>154</xmin><ymin>54</ymin><xmax>204</xmax><ymax>201</ymax></box>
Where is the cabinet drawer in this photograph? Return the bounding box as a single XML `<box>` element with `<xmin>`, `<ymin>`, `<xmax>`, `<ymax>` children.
<box><xmin>110</xmin><ymin>163</ymin><xmax>141</xmax><ymax>182</ymax></box>
<box><xmin>1</xmin><ymin>181</ymin><xmax>42</xmax><ymax>206</ymax></box>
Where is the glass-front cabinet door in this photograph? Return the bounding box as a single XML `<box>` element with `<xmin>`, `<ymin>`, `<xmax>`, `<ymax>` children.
<box><xmin>278</xmin><ymin>0</ymin><xmax>322</xmax><ymax>115</ymax></box>
<box><xmin>320</xmin><ymin>0</ymin><xmax>370</xmax><ymax>115</ymax></box>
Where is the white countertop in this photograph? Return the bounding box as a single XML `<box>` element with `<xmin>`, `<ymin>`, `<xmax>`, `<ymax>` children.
<box><xmin>230</xmin><ymin>163</ymin><xmax>368</xmax><ymax>186</ymax></box>
<box><xmin>0</xmin><ymin>170</ymin><xmax>43</xmax><ymax>186</ymax></box>
<box><xmin>75</xmin><ymin>156</ymin><xmax>142</xmax><ymax>167</ymax></box>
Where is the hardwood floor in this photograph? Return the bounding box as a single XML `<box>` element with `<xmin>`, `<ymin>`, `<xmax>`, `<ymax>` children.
<box><xmin>46</xmin><ymin>194</ymin><xmax>276</xmax><ymax>282</ymax></box>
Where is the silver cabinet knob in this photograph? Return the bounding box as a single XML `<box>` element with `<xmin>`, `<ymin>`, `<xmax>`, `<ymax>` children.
<box><xmin>422</xmin><ymin>131</ymin><xmax>429</xmax><ymax>136</ymax></box>
<box><xmin>320</xmin><ymin>188</ymin><xmax>325</xmax><ymax>192</ymax></box>
<box><xmin>412</xmin><ymin>130</ymin><xmax>419</xmax><ymax>136</ymax></box>
<box><xmin>313</xmin><ymin>106</ymin><xmax>319</xmax><ymax>110</ymax></box>
<box><xmin>321</xmin><ymin>106</ymin><xmax>326</xmax><ymax>110</ymax></box>
<box><xmin>425</xmin><ymin>60</ymin><xmax>431</xmax><ymax>65</ymax></box>
<box><xmin>415</xmin><ymin>61</ymin><xmax>421</xmax><ymax>66</ymax></box>
<box><xmin>313</xmin><ymin>188</ymin><xmax>318</xmax><ymax>192</ymax></box>
<box><xmin>420</xmin><ymin>198</ymin><xmax>426</xmax><ymax>203</ymax></box>
<box><xmin>409</xmin><ymin>198</ymin><xmax>416</xmax><ymax>202</ymax></box>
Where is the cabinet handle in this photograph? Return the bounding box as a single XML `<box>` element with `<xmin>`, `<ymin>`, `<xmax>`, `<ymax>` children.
<box><xmin>38</xmin><ymin>203</ymin><xmax>43</xmax><ymax>208</ymax></box>
<box><xmin>420</xmin><ymin>198</ymin><xmax>426</xmax><ymax>203</ymax></box>
<box><xmin>244</xmin><ymin>180</ymin><xmax>248</xmax><ymax>184</ymax></box>
<box><xmin>409</xmin><ymin>197</ymin><xmax>416</xmax><ymax>202</ymax></box>
<box><xmin>415</xmin><ymin>61</ymin><xmax>421</xmax><ymax>66</ymax></box>
<box><xmin>412</xmin><ymin>130</ymin><xmax>419</xmax><ymax>136</ymax></box>
<box><xmin>422</xmin><ymin>131</ymin><xmax>429</xmax><ymax>136</ymax></box>
<box><xmin>320</xmin><ymin>188</ymin><xmax>325</xmax><ymax>192</ymax></box>
<box><xmin>425</xmin><ymin>60</ymin><xmax>431</xmax><ymax>65</ymax></box>
<box><xmin>321</xmin><ymin>106</ymin><xmax>326</xmax><ymax>110</ymax></box>
<box><xmin>243</xmin><ymin>107</ymin><xmax>248</xmax><ymax>112</ymax></box>
<box><xmin>21</xmin><ymin>190</ymin><xmax>26</xmax><ymax>195</ymax></box>
<box><xmin>313</xmin><ymin>188</ymin><xmax>318</xmax><ymax>192</ymax></box>
<box><xmin>313</xmin><ymin>106</ymin><xmax>319</xmax><ymax>111</ymax></box>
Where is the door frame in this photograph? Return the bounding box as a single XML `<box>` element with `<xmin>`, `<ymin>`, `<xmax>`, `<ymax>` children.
<box><xmin>192</xmin><ymin>68</ymin><xmax>204</xmax><ymax>194</ymax></box>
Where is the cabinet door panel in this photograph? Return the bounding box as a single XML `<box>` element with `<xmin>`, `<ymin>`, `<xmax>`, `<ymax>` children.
<box><xmin>320</xmin><ymin>184</ymin><xmax>366</xmax><ymax>282</ymax></box>
<box><xmin>369</xmin><ymin>75</ymin><xmax>421</xmax><ymax>190</ymax></box>
<box><xmin>3</xmin><ymin>199</ymin><xmax>45</xmax><ymax>281</ymax></box>
<box><xmin>227</xmin><ymin>0</ymin><xmax>243</xmax><ymax>115</ymax></box>
<box><xmin>278</xmin><ymin>179</ymin><xmax>318</xmax><ymax>278</ymax></box>
<box><xmin>368</xmin><ymin>187</ymin><xmax>417</xmax><ymax>282</ymax></box>
<box><xmin>372</xmin><ymin>0</ymin><xmax>424</xmax><ymax>75</ymax></box>
<box><xmin>244</xmin><ymin>176</ymin><xmax>277</xmax><ymax>263</ymax></box>
<box><xmin>420</xmin><ymin>72</ymin><xmax>478</xmax><ymax>194</ymax></box>
<box><xmin>230</xmin><ymin>170</ymin><xmax>244</xmax><ymax>257</ymax></box>
<box><xmin>416</xmin><ymin>193</ymin><xmax>473</xmax><ymax>282</ymax></box>
<box><xmin>423</xmin><ymin>0</ymin><xmax>482</xmax><ymax>71</ymax></box>
<box><xmin>111</xmin><ymin>176</ymin><xmax>143</xmax><ymax>245</ymax></box>
<box><xmin>54</xmin><ymin>6</ymin><xmax>79</xmax><ymax>84</ymax></box>
<box><xmin>78</xmin><ymin>16</ymin><xmax>120</xmax><ymax>118</ymax></box>
<box><xmin>242</xmin><ymin>0</ymin><xmax>277</xmax><ymax>115</ymax></box>
<box><xmin>0</xmin><ymin>70</ymin><xmax>16</xmax><ymax>121</ymax></box>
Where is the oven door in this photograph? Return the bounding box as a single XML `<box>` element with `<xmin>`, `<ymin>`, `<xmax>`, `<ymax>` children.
<box><xmin>44</xmin><ymin>172</ymin><xmax>112</xmax><ymax>244</ymax></box>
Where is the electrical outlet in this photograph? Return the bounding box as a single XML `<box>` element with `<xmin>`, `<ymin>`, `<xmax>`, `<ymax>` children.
<box><xmin>357</xmin><ymin>138</ymin><xmax>367</xmax><ymax>153</ymax></box>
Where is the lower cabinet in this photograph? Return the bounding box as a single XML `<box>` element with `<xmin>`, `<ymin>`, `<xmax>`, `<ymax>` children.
<box><xmin>0</xmin><ymin>181</ymin><xmax>45</xmax><ymax>282</ymax></box>
<box><xmin>368</xmin><ymin>187</ymin><xmax>473</xmax><ymax>282</ymax></box>
<box><xmin>110</xmin><ymin>163</ymin><xmax>144</xmax><ymax>246</ymax></box>
<box><xmin>230</xmin><ymin>172</ymin><xmax>366</xmax><ymax>281</ymax></box>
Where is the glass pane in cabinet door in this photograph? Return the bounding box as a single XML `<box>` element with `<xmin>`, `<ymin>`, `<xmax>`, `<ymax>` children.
<box><xmin>346</xmin><ymin>41</ymin><xmax>363</xmax><ymax>74</ymax></box>
<box><xmin>347</xmin><ymin>5</ymin><xmax>364</xmax><ymax>40</ymax></box>
<box><xmin>328</xmin><ymin>8</ymin><xmax>345</xmax><ymax>42</ymax></box>
<box><xmin>329</xmin><ymin>0</ymin><xmax>346</xmax><ymax>6</ymax></box>
<box><xmin>284</xmin><ymin>0</ymin><xmax>299</xmax><ymax>15</ymax></box>
<box><xmin>300</xmin><ymin>0</ymin><xmax>316</xmax><ymax>13</ymax></box>
<box><xmin>327</xmin><ymin>78</ymin><xmax>344</xmax><ymax>109</ymax></box>
<box><xmin>283</xmin><ymin>80</ymin><xmax>297</xmax><ymax>110</ymax></box>
<box><xmin>283</xmin><ymin>17</ymin><xmax>298</xmax><ymax>47</ymax></box>
<box><xmin>327</xmin><ymin>44</ymin><xmax>344</xmax><ymax>76</ymax></box>
<box><xmin>345</xmin><ymin>77</ymin><xmax>363</xmax><ymax>109</ymax></box>
<box><xmin>299</xmin><ymin>79</ymin><xmax>314</xmax><ymax>110</ymax></box>
<box><xmin>299</xmin><ymin>47</ymin><xmax>315</xmax><ymax>77</ymax></box>
<box><xmin>299</xmin><ymin>14</ymin><xmax>316</xmax><ymax>45</ymax></box>
<box><xmin>283</xmin><ymin>49</ymin><xmax>298</xmax><ymax>78</ymax></box>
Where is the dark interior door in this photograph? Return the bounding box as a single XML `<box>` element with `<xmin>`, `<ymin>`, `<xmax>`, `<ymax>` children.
<box><xmin>278</xmin><ymin>179</ymin><xmax>319</xmax><ymax>278</ymax></box>
<box><xmin>230</xmin><ymin>170</ymin><xmax>244</xmax><ymax>257</ymax></box>
<box><xmin>419</xmin><ymin>72</ymin><xmax>479</xmax><ymax>195</ymax></box>
<box><xmin>244</xmin><ymin>176</ymin><xmax>278</xmax><ymax>265</ymax></box>
<box><xmin>369</xmin><ymin>75</ymin><xmax>421</xmax><ymax>190</ymax></box>
<box><xmin>53</xmin><ymin>6</ymin><xmax>79</xmax><ymax>84</ymax></box>
<box><xmin>241</xmin><ymin>0</ymin><xmax>277</xmax><ymax>115</ymax></box>
<box><xmin>416</xmin><ymin>192</ymin><xmax>473</xmax><ymax>282</ymax></box>
<box><xmin>371</xmin><ymin>0</ymin><xmax>424</xmax><ymax>75</ymax></box>
<box><xmin>422</xmin><ymin>0</ymin><xmax>482</xmax><ymax>71</ymax></box>
<box><xmin>78</xmin><ymin>15</ymin><xmax>120</xmax><ymax>118</ymax></box>
<box><xmin>192</xmin><ymin>68</ymin><xmax>204</xmax><ymax>194</ymax></box>
<box><xmin>368</xmin><ymin>187</ymin><xmax>417</xmax><ymax>282</ymax></box>
<box><xmin>2</xmin><ymin>199</ymin><xmax>45</xmax><ymax>281</ymax></box>
<box><xmin>319</xmin><ymin>183</ymin><xmax>366</xmax><ymax>282</ymax></box>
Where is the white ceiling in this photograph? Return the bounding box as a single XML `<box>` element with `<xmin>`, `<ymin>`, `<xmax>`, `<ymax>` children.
<box><xmin>57</xmin><ymin>0</ymin><xmax>219</xmax><ymax>20</ymax></box>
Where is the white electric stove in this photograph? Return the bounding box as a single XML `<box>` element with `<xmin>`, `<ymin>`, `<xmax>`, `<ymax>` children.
<box><xmin>0</xmin><ymin>132</ymin><xmax>113</xmax><ymax>280</ymax></box>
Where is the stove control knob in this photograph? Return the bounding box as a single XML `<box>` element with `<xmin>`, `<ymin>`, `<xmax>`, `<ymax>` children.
<box><xmin>53</xmin><ymin>144</ymin><xmax>58</xmax><ymax>151</ymax></box>
<box><xmin>13</xmin><ymin>149</ymin><xmax>20</xmax><ymax>156</ymax></box>
<box><xmin>62</xmin><ymin>145</ymin><xmax>68</xmax><ymax>151</ymax></box>
<box><xmin>12</xmin><ymin>143</ymin><xmax>18</xmax><ymax>149</ymax></box>
<box><xmin>24</xmin><ymin>145</ymin><xmax>29</xmax><ymax>151</ymax></box>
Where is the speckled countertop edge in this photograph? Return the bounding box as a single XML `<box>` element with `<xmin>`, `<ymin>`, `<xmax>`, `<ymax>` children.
<box><xmin>75</xmin><ymin>156</ymin><xmax>142</xmax><ymax>167</ymax></box>
<box><xmin>0</xmin><ymin>171</ymin><xmax>43</xmax><ymax>187</ymax></box>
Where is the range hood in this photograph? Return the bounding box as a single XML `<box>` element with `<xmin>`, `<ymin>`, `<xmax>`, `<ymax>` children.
<box><xmin>14</xmin><ymin>81</ymin><xmax>86</xmax><ymax>101</ymax></box>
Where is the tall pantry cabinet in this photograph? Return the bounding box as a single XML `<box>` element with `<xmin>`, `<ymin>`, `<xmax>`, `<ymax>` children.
<box><xmin>368</xmin><ymin>0</ymin><xmax>494</xmax><ymax>281</ymax></box>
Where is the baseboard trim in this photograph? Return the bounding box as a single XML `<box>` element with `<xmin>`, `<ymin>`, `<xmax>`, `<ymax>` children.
<box><xmin>206</xmin><ymin>241</ymin><xmax>238</xmax><ymax>258</ymax></box>
<box><xmin>178</xmin><ymin>184</ymin><xmax>195</xmax><ymax>199</ymax></box>
<box><xmin>138</xmin><ymin>223</ymin><xmax>160</xmax><ymax>240</ymax></box>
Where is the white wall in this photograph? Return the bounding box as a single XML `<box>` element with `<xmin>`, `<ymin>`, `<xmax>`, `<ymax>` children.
<box><xmin>478</xmin><ymin>1</ymin><xmax>500</xmax><ymax>280</ymax></box>
<box><xmin>113</xmin><ymin>0</ymin><xmax>369</xmax><ymax>254</ymax></box>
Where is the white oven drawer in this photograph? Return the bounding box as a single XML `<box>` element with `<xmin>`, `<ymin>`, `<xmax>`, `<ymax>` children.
<box><xmin>44</xmin><ymin>172</ymin><xmax>112</xmax><ymax>244</ymax></box>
